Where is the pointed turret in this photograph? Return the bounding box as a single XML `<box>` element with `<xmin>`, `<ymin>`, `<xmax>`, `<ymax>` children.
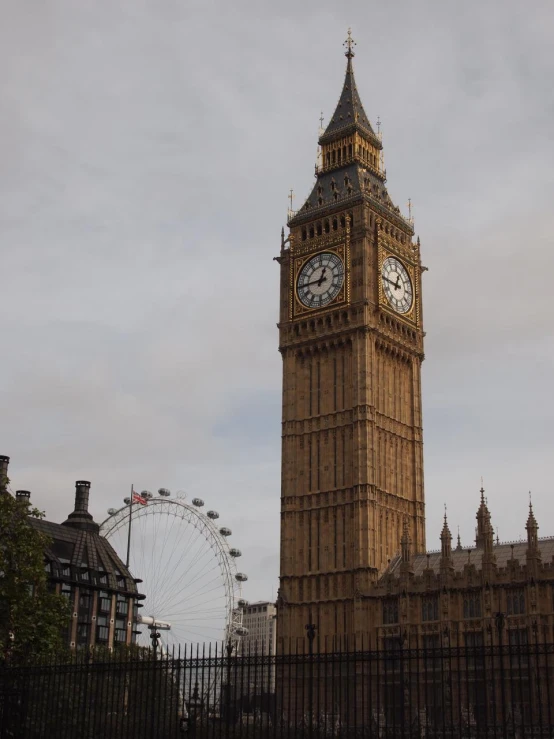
<box><xmin>526</xmin><ymin>495</ymin><xmax>541</xmax><ymax>574</ymax></box>
<box><xmin>289</xmin><ymin>31</ymin><xmax>412</xmax><ymax>230</ymax></box>
<box><xmin>455</xmin><ymin>526</ymin><xmax>463</xmax><ymax>552</ymax></box>
<box><xmin>320</xmin><ymin>29</ymin><xmax>377</xmax><ymax>145</ymax></box>
<box><xmin>440</xmin><ymin>509</ymin><xmax>454</xmax><ymax>576</ymax></box>
<box><xmin>475</xmin><ymin>485</ymin><xmax>496</xmax><ymax>575</ymax></box>
<box><xmin>475</xmin><ymin>486</ymin><xmax>493</xmax><ymax>550</ymax></box>
<box><xmin>399</xmin><ymin>518</ymin><xmax>414</xmax><ymax>577</ymax></box>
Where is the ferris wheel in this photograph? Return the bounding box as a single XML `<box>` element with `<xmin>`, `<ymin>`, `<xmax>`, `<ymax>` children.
<box><xmin>100</xmin><ymin>490</ymin><xmax>248</xmax><ymax>647</ymax></box>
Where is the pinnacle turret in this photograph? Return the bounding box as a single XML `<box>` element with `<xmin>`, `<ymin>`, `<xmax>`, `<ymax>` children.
<box><xmin>526</xmin><ymin>494</ymin><xmax>541</xmax><ymax>573</ymax></box>
<box><xmin>440</xmin><ymin>508</ymin><xmax>454</xmax><ymax>575</ymax></box>
<box><xmin>399</xmin><ymin>518</ymin><xmax>414</xmax><ymax>576</ymax></box>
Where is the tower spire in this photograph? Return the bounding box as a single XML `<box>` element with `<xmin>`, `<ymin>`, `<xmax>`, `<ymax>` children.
<box><xmin>440</xmin><ymin>507</ymin><xmax>454</xmax><ymax>576</ymax></box>
<box><xmin>526</xmin><ymin>493</ymin><xmax>541</xmax><ymax>574</ymax></box>
<box><xmin>344</xmin><ymin>28</ymin><xmax>356</xmax><ymax>59</ymax></box>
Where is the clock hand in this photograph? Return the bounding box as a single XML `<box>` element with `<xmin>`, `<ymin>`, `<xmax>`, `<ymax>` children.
<box><xmin>301</xmin><ymin>274</ymin><xmax>329</xmax><ymax>289</ymax></box>
<box><xmin>383</xmin><ymin>275</ymin><xmax>401</xmax><ymax>290</ymax></box>
<box><xmin>316</xmin><ymin>268</ymin><xmax>327</xmax><ymax>287</ymax></box>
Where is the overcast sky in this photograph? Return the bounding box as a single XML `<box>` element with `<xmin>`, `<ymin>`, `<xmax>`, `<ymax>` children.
<box><xmin>1</xmin><ymin>1</ymin><xmax>553</xmax><ymax>607</ymax></box>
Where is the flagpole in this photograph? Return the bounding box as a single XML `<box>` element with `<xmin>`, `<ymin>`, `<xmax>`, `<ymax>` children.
<box><xmin>126</xmin><ymin>483</ymin><xmax>133</xmax><ymax>569</ymax></box>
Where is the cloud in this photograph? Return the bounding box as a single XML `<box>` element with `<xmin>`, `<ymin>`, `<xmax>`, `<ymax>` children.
<box><xmin>0</xmin><ymin>0</ymin><xmax>553</xmax><ymax>618</ymax></box>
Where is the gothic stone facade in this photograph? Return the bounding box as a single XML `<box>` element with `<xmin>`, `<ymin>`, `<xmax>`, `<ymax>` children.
<box><xmin>276</xmin><ymin>39</ymin><xmax>554</xmax><ymax>653</ymax></box>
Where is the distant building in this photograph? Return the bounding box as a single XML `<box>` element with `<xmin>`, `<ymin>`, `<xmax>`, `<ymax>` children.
<box><xmin>1</xmin><ymin>455</ymin><xmax>144</xmax><ymax>649</ymax></box>
<box><xmin>233</xmin><ymin>601</ymin><xmax>276</xmax><ymax>699</ymax></box>
<box><xmin>241</xmin><ymin>601</ymin><xmax>276</xmax><ymax>654</ymax></box>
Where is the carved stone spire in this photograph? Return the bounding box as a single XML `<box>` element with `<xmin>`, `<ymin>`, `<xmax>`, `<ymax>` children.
<box><xmin>440</xmin><ymin>508</ymin><xmax>454</xmax><ymax>576</ymax></box>
<box><xmin>455</xmin><ymin>526</ymin><xmax>463</xmax><ymax>552</ymax></box>
<box><xmin>475</xmin><ymin>486</ymin><xmax>496</xmax><ymax>576</ymax></box>
<box><xmin>399</xmin><ymin>518</ymin><xmax>414</xmax><ymax>576</ymax></box>
<box><xmin>526</xmin><ymin>494</ymin><xmax>541</xmax><ymax>574</ymax></box>
<box><xmin>475</xmin><ymin>486</ymin><xmax>493</xmax><ymax>550</ymax></box>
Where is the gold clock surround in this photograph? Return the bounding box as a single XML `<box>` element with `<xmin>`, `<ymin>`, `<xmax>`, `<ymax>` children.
<box><xmin>378</xmin><ymin>238</ymin><xmax>419</xmax><ymax>326</ymax></box>
<box><xmin>289</xmin><ymin>219</ymin><xmax>351</xmax><ymax>319</ymax></box>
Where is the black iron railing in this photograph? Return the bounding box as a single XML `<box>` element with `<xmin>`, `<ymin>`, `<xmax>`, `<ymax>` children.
<box><xmin>2</xmin><ymin>637</ymin><xmax>554</xmax><ymax>737</ymax></box>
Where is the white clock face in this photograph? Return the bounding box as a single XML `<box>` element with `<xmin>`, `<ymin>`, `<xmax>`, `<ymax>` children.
<box><xmin>381</xmin><ymin>256</ymin><xmax>413</xmax><ymax>314</ymax></box>
<box><xmin>297</xmin><ymin>252</ymin><xmax>344</xmax><ymax>309</ymax></box>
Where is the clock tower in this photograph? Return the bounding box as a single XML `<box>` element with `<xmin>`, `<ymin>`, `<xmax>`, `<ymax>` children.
<box><xmin>276</xmin><ymin>33</ymin><xmax>426</xmax><ymax>651</ymax></box>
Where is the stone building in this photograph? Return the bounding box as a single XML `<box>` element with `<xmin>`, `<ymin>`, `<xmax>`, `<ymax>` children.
<box><xmin>275</xmin><ymin>32</ymin><xmax>554</xmax><ymax>653</ymax></box>
<box><xmin>1</xmin><ymin>454</ymin><xmax>144</xmax><ymax>649</ymax></box>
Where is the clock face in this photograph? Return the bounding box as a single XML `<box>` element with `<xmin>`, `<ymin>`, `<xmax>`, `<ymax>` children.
<box><xmin>297</xmin><ymin>252</ymin><xmax>344</xmax><ymax>309</ymax></box>
<box><xmin>381</xmin><ymin>256</ymin><xmax>413</xmax><ymax>314</ymax></box>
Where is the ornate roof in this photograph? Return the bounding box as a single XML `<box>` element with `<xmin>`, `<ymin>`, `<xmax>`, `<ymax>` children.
<box><xmin>31</xmin><ymin>516</ymin><xmax>138</xmax><ymax>594</ymax></box>
<box><xmin>385</xmin><ymin>538</ymin><xmax>554</xmax><ymax>579</ymax></box>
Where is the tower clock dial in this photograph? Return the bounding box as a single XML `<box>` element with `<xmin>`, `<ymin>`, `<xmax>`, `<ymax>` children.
<box><xmin>297</xmin><ymin>252</ymin><xmax>344</xmax><ymax>309</ymax></box>
<box><xmin>381</xmin><ymin>256</ymin><xmax>413</xmax><ymax>314</ymax></box>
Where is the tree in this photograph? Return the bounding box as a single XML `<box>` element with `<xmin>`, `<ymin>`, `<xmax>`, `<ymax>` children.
<box><xmin>0</xmin><ymin>475</ymin><xmax>70</xmax><ymax>661</ymax></box>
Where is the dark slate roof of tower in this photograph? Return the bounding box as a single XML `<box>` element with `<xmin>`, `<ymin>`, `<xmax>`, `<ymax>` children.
<box><xmin>320</xmin><ymin>55</ymin><xmax>376</xmax><ymax>143</ymax></box>
<box><xmin>30</xmin><ymin>516</ymin><xmax>140</xmax><ymax>594</ymax></box>
<box><xmin>289</xmin><ymin>162</ymin><xmax>411</xmax><ymax>232</ymax></box>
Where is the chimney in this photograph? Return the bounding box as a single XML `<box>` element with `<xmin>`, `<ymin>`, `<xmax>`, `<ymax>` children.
<box><xmin>16</xmin><ymin>490</ymin><xmax>31</xmax><ymax>503</ymax></box>
<box><xmin>62</xmin><ymin>480</ymin><xmax>99</xmax><ymax>533</ymax></box>
<box><xmin>0</xmin><ymin>455</ymin><xmax>9</xmax><ymax>493</ymax></box>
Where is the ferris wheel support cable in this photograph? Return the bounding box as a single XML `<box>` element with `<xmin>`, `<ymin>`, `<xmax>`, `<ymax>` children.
<box><xmin>158</xmin><ymin>576</ymin><xmax>226</xmax><ymax>617</ymax></box>
<box><xmin>154</xmin><ymin>518</ymin><xmax>210</xmax><ymax>598</ymax></box>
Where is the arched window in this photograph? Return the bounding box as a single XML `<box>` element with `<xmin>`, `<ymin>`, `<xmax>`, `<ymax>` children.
<box><xmin>332</xmin><ymin>218</ymin><xmax>338</xmax><ymax>230</ymax></box>
<box><xmin>309</xmin><ymin>226</ymin><xmax>314</xmax><ymax>238</ymax></box>
<box><xmin>302</xmin><ymin>228</ymin><xmax>307</xmax><ymax>241</ymax></box>
<box><xmin>340</xmin><ymin>216</ymin><xmax>346</xmax><ymax>228</ymax></box>
<box><xmin>348</xmin><ymin>143</ymin><xmax>353</xmax><ymax>158</ymax></box>
<box><xmin>324</xmin><ymin>220</ymin><xmax>330</xmax><ymax>233</ymax></box>
<box><xmin>316</xmin><ymin>222</ymin><xmax>322</xmax><ymax>236</ymax></box>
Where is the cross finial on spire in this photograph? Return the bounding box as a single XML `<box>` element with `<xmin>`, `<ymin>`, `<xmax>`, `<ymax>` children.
<box><xmin>319</xmin><ymin>111</ymin><xmax>324</xmax><ymax>129</ymax></box>
<box><xmin>376</xmin><ymin>116</ymin><xmax>381</xmax><ymax>134</ymax></box>
<box><xmin>444</xmin><ymin>503</ymin><xmax>448</xmax><ymax>524</ymax></box>
<box><xmin>344</xmin><ymin>28</ymin><xmax>356</xmax><ymax>59</ymax></box>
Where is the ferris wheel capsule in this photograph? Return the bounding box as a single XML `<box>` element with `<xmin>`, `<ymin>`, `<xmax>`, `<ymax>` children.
<box><xmin>192</xmin><ymin>498</ymin><xmax>204</xmax><ymax>507</ymax></box>
<box><xmin>234</xmin><ymin>626</ymin><xmax>249</xmax><ymax>636</ymax></box>
<box><xmin>207</xmin><ymin>510</ymin><xmax>219</xmax><ymax>519</ymax></box>
<box><xmin>235</xmin><ymin>572</ymin><xmax>248</xmax><ymax>582</ymax></box>
<box><xmin>107</xmin><ymin>508</ymin><xmax>118</xmax><ymax>515</ymax></box>
<box><xmin>237</xmin><ymin>599</ymin><xmax>248</xmax><ymax>608</ymax></box>
<box><xmin>158</xmin><ymin>488</ymin><xmax>171</xmax><ymax>497</ymax></box>
<box><xmin>123</xmin><ymin>497</ymin><xmax>131</xmax><ymax>505</ymax></box>
<box><xmin>229</xmin><ymin>548</ymin><xmax>242</xmax><ymax>558</ymax></box>
<box><xmin>219</xmin><ymin>527</ymin><xmax>232</xmax><ymax>536</ymax></box>
<box><xmin>141</xmin><ymin>490</ymin><xmax>153</xmax><ymax>500</ymax></box>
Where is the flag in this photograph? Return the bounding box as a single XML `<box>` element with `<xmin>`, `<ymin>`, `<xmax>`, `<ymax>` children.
<box><xmin>132</xmin><ymin>490</ymin><xmax>147</xmax><ymax>506</ymax></box>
